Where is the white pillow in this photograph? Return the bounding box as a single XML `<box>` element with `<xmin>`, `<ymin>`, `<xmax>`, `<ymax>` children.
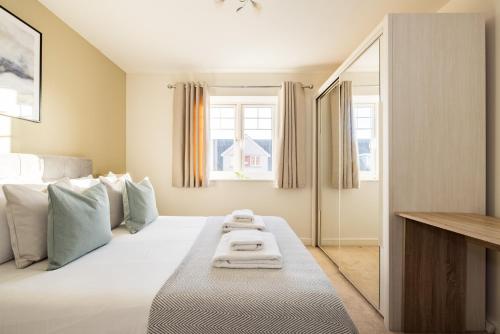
<box><xmin>103</xmin><ymin>172</ymin><xmax>130</xmax><ymax>182</ymax></box>
<box><xmin>103</xmin><ymin>172</ymin><xmax>118</xmax><ymax>182</ymax></box>
<box><xmin>70</xmin><ymin>175</ymin><xmax>100</xmax><ymax>189</ymax></box>
<box><xmin>3</xmin><ymin>179</ymin><xmax>71</xmax><ymax>268</ymax></box>
<box><xmin>99</xmin><ymin>173</ymin><xmax>131</xmax><ymax>229</ymax></box>
<box><xmin>0</xmin><ymin>177</ymin><xmax>45</xmax><ymax>265</ymax></box>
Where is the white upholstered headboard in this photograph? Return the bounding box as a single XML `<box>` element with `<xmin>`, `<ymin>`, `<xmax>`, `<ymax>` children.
<box><xmin>0</xmin><ymin>154</ymin><xmax>92</xmax><ymax>182</ymax></box>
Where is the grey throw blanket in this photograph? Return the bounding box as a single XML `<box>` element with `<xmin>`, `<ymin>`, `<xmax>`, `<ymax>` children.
<box><xmin>148</xmin><ymin>216</ymin><xmax>358</xmax><ymax>334</ymax></box>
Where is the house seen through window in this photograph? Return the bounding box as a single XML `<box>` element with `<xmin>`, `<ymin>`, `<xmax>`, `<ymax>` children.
<box><xmin>209</xmin><ymin>96</ymin><xmax>277</xmax><ymax>180</ymax></box>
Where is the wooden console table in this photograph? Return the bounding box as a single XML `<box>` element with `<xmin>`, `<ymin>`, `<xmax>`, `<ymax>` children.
<box><xmin>397</xmin><ymin>212</ymin><xmax>500</xmax><ymax>333</ymax></box>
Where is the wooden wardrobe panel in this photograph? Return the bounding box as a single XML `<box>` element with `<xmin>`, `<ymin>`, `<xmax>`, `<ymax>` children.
<box><xmin>390</xmin><ymin>14</ymin><xmax>485</xmax><ymax>213</ymax></box>
<box><xmin>403</xmin><ymin>219</ymin><xmax>466</xmax><ymax>333</ymax></box>
<box><xmin>466</xmin><ymin>242</ymin><xmax>486</xmax><ymax>330</ymax></box>
<box><xmin>386</xmin><ymin>14</ymin><xmax>486</xmax><ymax>331</ymax></box>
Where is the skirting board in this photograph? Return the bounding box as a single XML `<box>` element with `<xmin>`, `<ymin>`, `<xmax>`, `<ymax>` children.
<box><xmin>320</xmin><ymin>238</ymin><xmax>379</xmax><ymax>246</ymax></box>
<box><xmin>300</xmin><ymin>238</ymin><xmax>312</xmax><ymax>246</ymax></box>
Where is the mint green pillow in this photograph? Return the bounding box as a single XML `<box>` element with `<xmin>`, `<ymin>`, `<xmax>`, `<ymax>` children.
<box><xmin>123</xmin><ymin>178</ymin><xmax>159</xmax><ymax>233</ymax></box>
<box><xmin>47</xmin><ymin>183</ymin><xmax>111</xmax><ymax>270</ymax></box>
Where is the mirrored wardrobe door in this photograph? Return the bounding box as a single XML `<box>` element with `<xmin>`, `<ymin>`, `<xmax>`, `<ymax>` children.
<box><xmin>317</xmin><ymin>38</ymin><xmax>381</xmax><ymax>310</ymax></box>
<box><xmin>318</xmin><ymin>86</ymin><xmax>340</xmax><ymax>262</ymax></box>
<box><xmin>338</xmin><ymin>38</ymin><xmax>381</xmax><ymax>308</ymax></box>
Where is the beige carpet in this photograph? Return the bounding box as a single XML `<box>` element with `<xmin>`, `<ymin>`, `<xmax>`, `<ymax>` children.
<box><xmin>308</xmin><ymin>246</ymin><xmax>393</xmax><ymax>334</ymax></box>
<box><xmin>321</xmin><ymin>245</ymin><xmax>379</xmax><ymax>307</ymax></box>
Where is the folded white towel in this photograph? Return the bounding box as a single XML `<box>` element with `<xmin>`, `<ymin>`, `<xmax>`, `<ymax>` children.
<box><xmin>223</xmin><ymin>215</ymin><xmax>265</xmax><ymax>232</ymax></box>
<box><xmin>227</xmin><ymin>230</ymin><xmax>264</xmax><ymax>251</ymax></box>
<box><xmin>213</xmin><ymin>231</ymin><xmax>282</xmax><ymax>269</ymax></box>
<box><xmin>231</xmin><ymin>209</ymin><xmax>254</xmax><ymax>223</ymax></box>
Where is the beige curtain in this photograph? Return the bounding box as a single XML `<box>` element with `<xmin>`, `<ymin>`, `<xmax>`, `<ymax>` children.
<box><xmin>172</xmin><ymin>82</ymin><xmax>207</xmax><ymax>188</ymax></box>
<box><xmin>340</xmin><ymin>81</ymin><xmax>359</xmax><ymax>189</ymax></box>
<box><xmin>276</xmin><ymin>82</ymin><xmax>306</xmax><ymax>189</ymax></box>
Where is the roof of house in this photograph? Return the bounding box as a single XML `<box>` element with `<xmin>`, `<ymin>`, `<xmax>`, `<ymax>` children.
<box><xmin>221</xmin><ymin>135</ymin><xmax>270</xmax><ymax>158</ymax></box>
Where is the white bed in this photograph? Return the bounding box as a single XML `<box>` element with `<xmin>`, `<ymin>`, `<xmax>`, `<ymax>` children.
<box><xmin>0</xmin><ymin>154</ymin><xmax>358</xmax><ymax>334</ymax></box>
<box><xmin>0</xmin><ymin>216</ymin><xmax>206</xmax><ymax>334</ymax></box>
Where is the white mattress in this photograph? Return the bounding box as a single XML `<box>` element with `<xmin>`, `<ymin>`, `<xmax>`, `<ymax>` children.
<box><xmin>0</xmin><ymin>216</ymin><xmax>206</xmax><ymax>334</ymax></box>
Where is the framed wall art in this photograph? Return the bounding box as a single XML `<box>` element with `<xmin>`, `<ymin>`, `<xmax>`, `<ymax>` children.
<box><xmin>0</xmin><ymin>6</ymin><xmax>41</xmax><ymax>122</ymax></box>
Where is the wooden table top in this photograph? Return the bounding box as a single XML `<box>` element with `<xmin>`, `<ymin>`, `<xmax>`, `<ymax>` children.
<box><xmin>397</xmin><ymin>212</ymin><xmax>500</xmax><ymax>250</ymax></box>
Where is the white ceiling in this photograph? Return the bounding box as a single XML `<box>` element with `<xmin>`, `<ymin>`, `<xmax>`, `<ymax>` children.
<box><xmin>39</xmin><ymin>0</ymin><xmax>448</xmax><ymax>73</ymax></box>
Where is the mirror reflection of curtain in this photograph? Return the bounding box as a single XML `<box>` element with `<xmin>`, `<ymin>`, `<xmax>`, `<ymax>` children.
<box><xmin>340</xmin><ymin>81</ymin><xmax>359</xmax><ymax>189</ymax></box>
<box><xmin>329</xmin><ymin>86</ymin><xmax>341</xmax><ymax>189</ymax></box>
<box><xmin>330</xmin><ymin>81</ymin><xmax>359</xmax><ymax>189</ymax></box>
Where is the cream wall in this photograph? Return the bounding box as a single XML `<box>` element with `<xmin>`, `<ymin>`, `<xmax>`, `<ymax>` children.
<box><xmin>0</xmin><ymin>0</ymin><xmax>126</xmax><ymax>175</ymax></box>
<box><xmin>439</xmin><ymin>0</ymin><xmax>499</xmax><ymax>330</ymax></box>
<box><xmin>126</xmin><ymin>72</ymin><xmax>331</xmax><ymax>243</ymax></box>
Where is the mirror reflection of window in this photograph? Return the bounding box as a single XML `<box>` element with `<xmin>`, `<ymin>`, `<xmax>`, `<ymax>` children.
<box><xmin>352</xmin><ymin>96</ymin><xmax>378</xmax><ymax>180</ymax></box>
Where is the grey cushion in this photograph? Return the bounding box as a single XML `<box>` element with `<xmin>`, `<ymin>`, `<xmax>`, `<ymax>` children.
<box><xmin>47</xmin><ymin>183</ymin><xmax>111</xmax><ymax>270</ymax></box>
<box><xmin>123</xmin><ymin>178</ymin><xmax>159</xmax><ymax>234</ymax></box>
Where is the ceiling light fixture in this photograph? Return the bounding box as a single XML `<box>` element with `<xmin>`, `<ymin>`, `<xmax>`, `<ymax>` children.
<box><xmin>218</xmin><ymin>0</ymin><xmax>261</xmax><ymax>12</ymax></box>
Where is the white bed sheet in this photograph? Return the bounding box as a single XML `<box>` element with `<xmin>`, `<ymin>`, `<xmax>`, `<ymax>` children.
<box><xmin>0</xmin><ymin>216</ymin><xmax>206</xmax><ymax>334</ymax></box>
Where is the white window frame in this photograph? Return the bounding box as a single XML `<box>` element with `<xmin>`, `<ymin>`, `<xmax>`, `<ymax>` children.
<box><xmin>209</xmin><ymin>96</ymin><xmax>278</xmax><ymax>181</ymax></box>
<box><xmin>353</xmin><ymin>95</ymin><xmax>379</xmax><ymax>181</ymax></box>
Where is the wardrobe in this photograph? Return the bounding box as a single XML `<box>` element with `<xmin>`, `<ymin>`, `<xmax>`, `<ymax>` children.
<box><xmin>314</xmin><ymin>13</ymin><xmax>485</xmax><ymax>332</ymax></box>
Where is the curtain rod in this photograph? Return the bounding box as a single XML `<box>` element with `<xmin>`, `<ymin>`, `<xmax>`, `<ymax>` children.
<box><xmin>166</xmin><ymin>84</ymin><xmax>314</xmax><ymax>89</ymax></box>
<box><xmin>327</xmin><ymin>81</ymin><xmax>379</xmax><ymax>90</ymax></box>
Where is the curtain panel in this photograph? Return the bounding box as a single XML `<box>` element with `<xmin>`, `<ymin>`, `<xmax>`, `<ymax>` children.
<box><xmin>276</xmin><ymin>81</ymin><xmax>306</xmax><ymax>189</ymax></box>
<box><xmin>172</xmin><ymin>82</ymin><xmax>208</xmax><ymax>188</ymax></box>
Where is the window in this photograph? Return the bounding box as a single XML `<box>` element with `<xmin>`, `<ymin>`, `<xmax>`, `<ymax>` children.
<box><xmin>209</xmin><ymin>96</ymin><xmax>277</xmax><ymax>180</ymax></box>
<box><xmin>353</xmin><ymin>95</ymin><xmax>378</xmax><ymax>180</ymax></box>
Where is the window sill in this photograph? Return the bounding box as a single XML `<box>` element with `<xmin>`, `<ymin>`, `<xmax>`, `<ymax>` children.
<box><xmin>360</xmin><ymin>178</ymin><xmax>379</xmax><ymax>182</ymax></box>
<box><xmin>209</xmin><ymin>177</ymin><xmax>274</xmax><ymax>182</ymax></box>
<box><xmin>209</xmin><ymin>171</ymin><xmax>274</xmax><ymax>182</ymax></box>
